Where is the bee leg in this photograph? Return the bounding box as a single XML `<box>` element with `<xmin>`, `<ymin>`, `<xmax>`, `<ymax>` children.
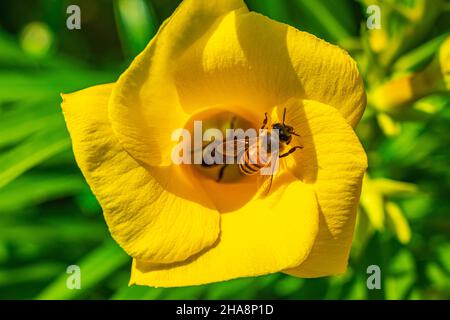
<box><xmin>260</xmin><ymin>112</ymin><xmax>268</xmax><ymax>130</ymax></box>
<box><xmin>217</xmin><ymin>165</ymin><xmax>228</xmax><ymax>182</ymax></box>
<box><xmin>230</xmin><ymin>116</ymin><xmax>237</xmax><ymax>129</ymax></box>
<box><xmin>279</xmin><ymin>146</ymin><xmax>303</xmax><ymax>158</ymax></box>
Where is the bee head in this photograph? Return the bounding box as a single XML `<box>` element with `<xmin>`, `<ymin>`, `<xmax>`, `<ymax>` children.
<box><xmin>272</xmin><ymin>123</ymin><xmax>292</xmax><ymax>143</ymax></box>
<box><xmin>271</xmin><ymin>108</ymin><xmax>300</xmax><ymax>144</ymax></box>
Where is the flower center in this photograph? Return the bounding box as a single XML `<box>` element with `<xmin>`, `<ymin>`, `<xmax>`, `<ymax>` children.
<box><xmin>183</xmin><ymin>108</ymin><xmax>256</xmax><ymax>184</ymax></box>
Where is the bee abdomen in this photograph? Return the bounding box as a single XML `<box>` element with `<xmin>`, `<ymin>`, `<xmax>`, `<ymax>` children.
<box><xmin>239</xmin><ymin>149</ymin><xmax>265</xmax><ymax>175</ymax></box>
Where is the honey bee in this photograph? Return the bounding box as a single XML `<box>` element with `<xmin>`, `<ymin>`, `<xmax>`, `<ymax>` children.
<box><xmin>201</xmin><ymin>108</ymin><xmax>302</xmax><ymax>195</ymax></box>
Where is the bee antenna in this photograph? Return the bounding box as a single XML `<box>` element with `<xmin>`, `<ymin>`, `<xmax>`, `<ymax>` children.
<box><xmin>292</xmin><ymin>131</ymin><xmax>300</xmax><ymax>137</ymax></box>
<box><xmin>282</xmin><ymin>108</ymin><xmax>287</xmax><ymax>125</ymax></box>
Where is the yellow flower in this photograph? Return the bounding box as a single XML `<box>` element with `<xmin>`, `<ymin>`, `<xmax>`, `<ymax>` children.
<box><xmin>61</xmin><ymin>0</ymin><xmax>367</xmax><ymax>287</ymax></box>
<box><xmin>370</xmin><ymin>36</ymin><xmax>450</xmax><ymax>113</ymax></box>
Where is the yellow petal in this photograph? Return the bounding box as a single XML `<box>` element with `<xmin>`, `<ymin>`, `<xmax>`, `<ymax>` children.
<box><xmin>61</xmin><ymin>84</ymin><xmax>220</xmax><ymax>264</ymax></box>
<box><xmin>439</xmin><ymin>35</ymin><xmax>450</xmax><ymax>89</ymax></box>
<box><xmin>360</xmin><ymin>175</ymin><xmax>385</xmax><ymax>231</ymax></box>
<box><xmin>371</xmin><ymin>178</ymin><xmax>418</xmax><ymax>196</ymax></box>
<box><xmin>109</xmin><ymin>0</ymin><xmax>365</xmax><ymax>167</ymax></box>
<box><xmin>130</xmin><ymin>174</ymin><xmax>319</xmax><ymax>287</ymax></box>
<box><xmin>278</xmin><ymin>99</ymin><xmax>367</xmax><ymax>277</ymax></box>
<box><xmin>385</xmin><ymin>201</ymin><xmax>411</xmax><ymax>244</ymax></box>
<box><xmin>175</xmin><ymin>11</ymin><xmax>366</xmax><ymax>125</ymax></box>
<box><xmin>109</xmin><ymin>0</ymin><xmax>248</xmax><ymax>166</ymax></box>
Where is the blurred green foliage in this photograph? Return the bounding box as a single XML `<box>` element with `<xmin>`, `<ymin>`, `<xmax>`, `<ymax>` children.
<box><xmin>0</xmin><ymin>0</ymin><xmax>449</xmax><ymax>300</ymax></box>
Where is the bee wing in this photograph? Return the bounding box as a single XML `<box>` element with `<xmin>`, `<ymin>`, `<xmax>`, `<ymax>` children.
<box><xmin>256</xmin><ymin>174</ymin><xmax>273</xmax><ymax>198</ymax></box>
<box><xmin>256</xmin><ymin>152</ymin><xmax>279</xmax><ymax>198</ymax></box>
<box><xmin>215</xmin><ymin>137</ymin><xmax>258</xmax><ymax>163</ymax></box>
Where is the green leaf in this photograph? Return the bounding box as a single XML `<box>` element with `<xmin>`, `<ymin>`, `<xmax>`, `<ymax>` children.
<box><xmin>425</xmin><ymin>262</ymin><xmax>449</xmax><ymax>292</ymax></box>
<box><xmin>204</xmin><ymin>277</ymin><xmax>257</xmax><ymax>299</ymax></box>
<box><xmin>0</xmin><ymin>174</ymin><xmax>85</xmax><ymax>213</ymax></box>
<box><xmin>36</xmin><ymin>241</ymin><xmax>129</xmax><ymax>300</ymax></box>
<box><xmin>111</xmin><ymin>285</ymin><xmax>163</xmax><ymax>300</ymax></box>
<box><xmin>163</xmin><ymin>286</ymin><xmax>207</xmax><ymax>300</ymax></box>
<box><xmin>293</xmin><ymin>0</ymin><xmax>353</xmax><ymax>42</ymax></box>
<box><xmin>323</xmin><ymin>0</ymin><xmax>358</xmax><ymax>35</ymax></box>
<box><xmin>274</xmin><ymin>277</ymin><xmax>303</xmax><ymax>297</ymax></box>
<box><xmin>114</xmin><ymin>0</ymin><xmax>159</xmax><ymax>58</ymax></box>
<box><xmin>342</xmin><ymin>275</ymin><xmax>367</xmax><ymax>299</ymax></box>
<box><xmin>0</xmin><ymin>99</ymin><xmax>61</xmax><ymax>148</ymax></box>
<box><xmin>245</xmin><ymin>0</ymin><xmax>293</xmax><ymax>24</ymax></box>
<box><xmin>385</xmin><ymin>249</ymin><xmax>416</xmax><ymax>299</ymax></box>
<box><xmin>436</xmin><ymin>243</ymin><xmax>450</xmax><ymax>273</ymax></box>
<box><xmin>0</xmin><ymin>126</ymin><xmax>70</xmax><ymax>189</ymax></box>
<box><xmin>0</xmin><ymin>217</ymin><xmax>106</xmax><ymax>244</ymax></box>
<box><xmin>324</xmin><ymin>270</ymin><xmax>355</xmax><ymax>299</ymax></box>
<box><xmin>352</xmin><ymin>208</ymin><xmax>375</xmax><ymax>257</ymax></box>
<box><xmin>0</xmin><ymin>67</ymin><xmax>114</xmax><ymax>102</ymax></box>
<box><xmin>393</xmin><ymin>32</ymin><xmax>450</xmax><ymax>72</ymax></box>
<box><xmin>0</xmin><ymin>29</ymin><xmax>32</xmax><ymax>66</ymax></box>
<box><xmin>0</xmin><ymin>263</ymin><xmax>64</xmax><ymax>287</ymax></box>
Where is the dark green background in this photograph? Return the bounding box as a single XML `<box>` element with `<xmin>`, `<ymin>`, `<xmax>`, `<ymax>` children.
<box><xmin>0</xmin><ymin>0</ymin><xmax>448</xmax><ymax>299</ymax></box>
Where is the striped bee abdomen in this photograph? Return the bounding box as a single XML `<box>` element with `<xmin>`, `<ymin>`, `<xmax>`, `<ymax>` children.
<box><xmin>238</xmin><ymin>145</ymin><xmax>269</xmax><ymax>176</ymax></box>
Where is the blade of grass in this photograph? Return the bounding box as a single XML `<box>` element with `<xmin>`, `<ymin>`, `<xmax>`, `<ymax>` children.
<box><xmin>0</xmin><ymin>29</ymin><xmax>33</xmax><ymax>67</ymax></box>
<box><xmin>163</xmin><ymin>286</ymin><xmax>207</xmax><ymax>300</ymax></box>
<box><xmin>393</xmin><ymin>32</ymin><xmax>450</xmax><ymax>72</ymax></box>
<box><xmin>245</xmin><ymin>0</ymin><xmax>293</xmax><ymax>24</ymax></box>
<box><xmin>36</xmin><ymin>241</ymin><xmax>129</xmax><ymax>300</ymax></box>
<box><xmin>293</xmin><ymin>0</ymin><xmax>352</xmax><ymax>42</ymax></box>
<box><xmin>0</xmin><ymin>217</ymin><xmax>106</xmax><ymax>244</ymax></box>
<box><xmin>0</xmin><ymin>263</ymin><xmax>64</xmax><ymax>287</ymax></box>
<box><xmin>204</xmin><ymin>277</ymin><xmax>258</xmax><ymax>299</ymax></box>
<box><xmin>0</xmin><ymin>99</ymin><xmax>62</xmax><ymax>148</ymax></box>
<box><xmin>0</xmin><ymin>69</ymin><xmax>113</xmax><ymax>102</ymax></box>
<box><xmin>111</xmin><ymin>285</ymin><xmax>164</xmax><ymax>300</ymax></box>
<box><xmin>0</xmin><ymin>174</ymin><xmax>85</xmax><ymax>213</ymax></box>
<box><xmin>324</xmin><ymin>0</ymin><xmax>358</xmax><ymax>35</ymax></box>
<box><xmin>0</xmin><ymin>126</ymin><xmax>70</xmax><ymax>189</ymax></box>
<box><xmin>114</xmin><ymin>0</ymin><xmax>159</xmax><ymax>58</ymax></box>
